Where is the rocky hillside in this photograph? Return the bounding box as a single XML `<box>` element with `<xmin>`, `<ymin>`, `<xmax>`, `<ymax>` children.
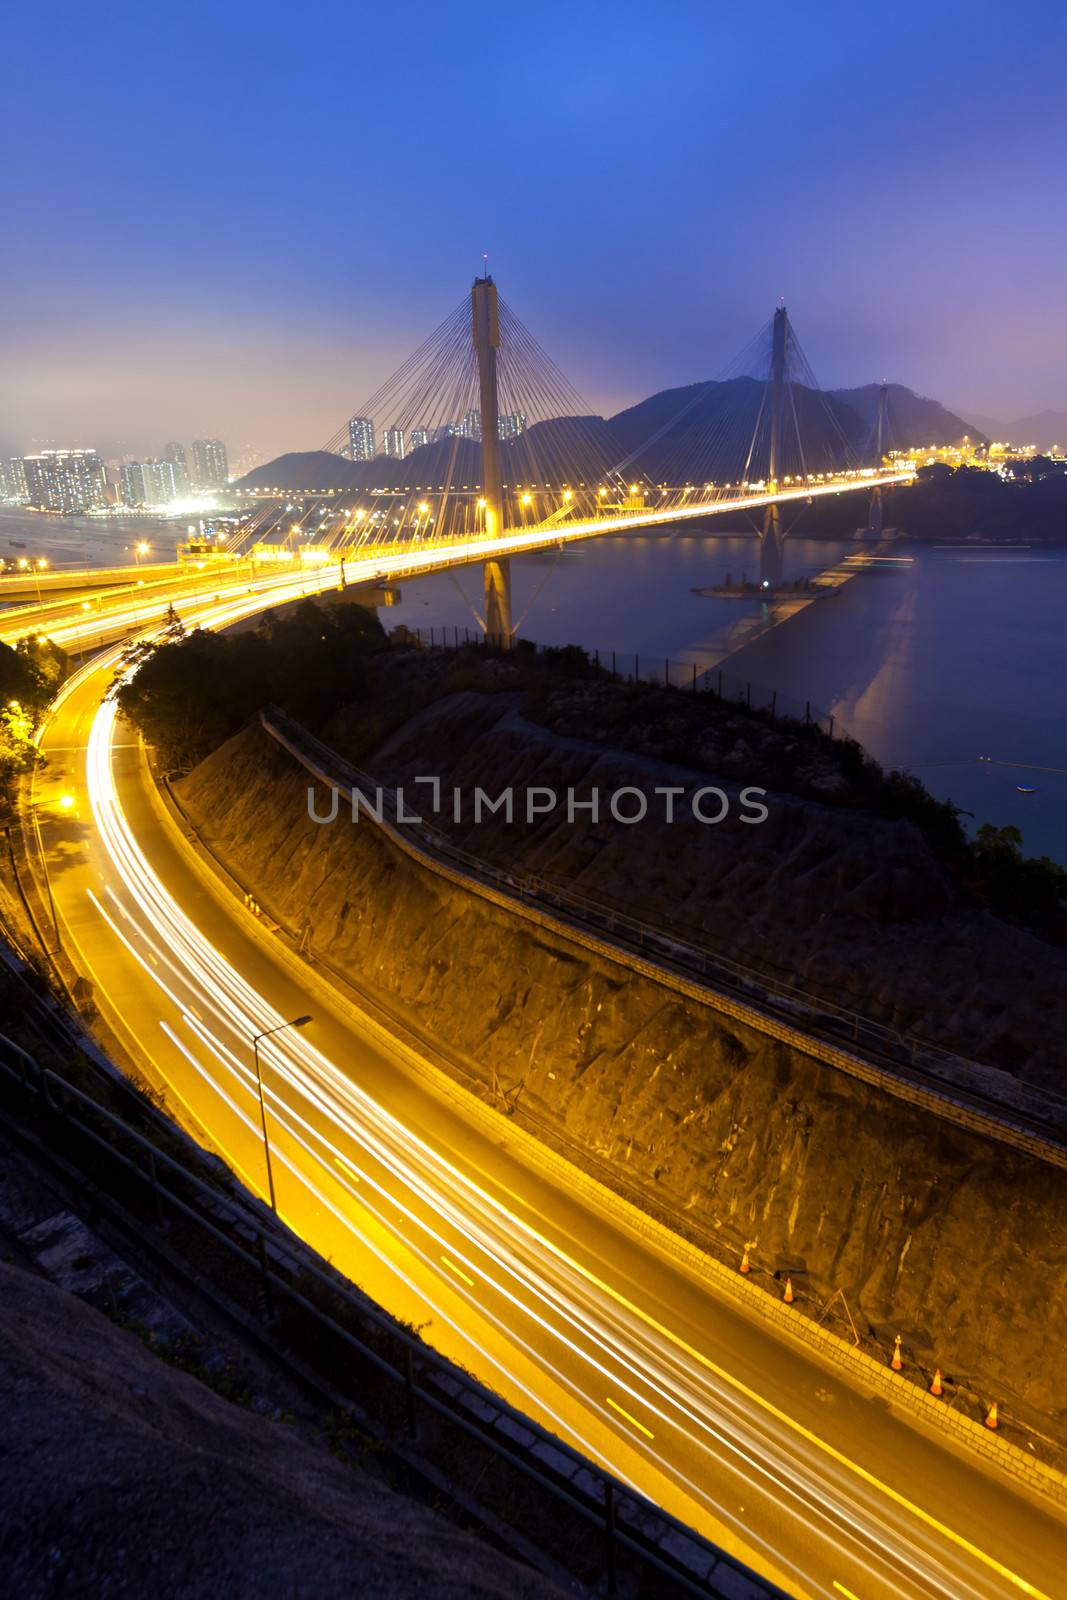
<box><xmin>177</xmin><ymin>718</ymin><xmax>1067</xmax><ymax>1430</ymax></box>
<box><xmin>346</xmin><ymin>675</ymin><xmax>1067</xmax><ymax>1097</ymax></box>
<box><xmin>0</xmin><ymin>1255</ymin><xmax>566</xmax><ymax>1600</ymax></box>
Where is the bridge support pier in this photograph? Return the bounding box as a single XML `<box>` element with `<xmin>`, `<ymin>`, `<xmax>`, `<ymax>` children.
<box><xmin>484</xmin><ymin>558</ymin><xmax>513</xmax><ymax>647</ymax></box>
<box><xmin>472</xmin><ymin>273</ymin><xmax>513</xmax><ymax>647</ymax></box>
<box><xmin>759</xmin><ymin>304</ymin><xmax>789</xmax><ymax>589</ymax></box>
<box><xmin>760</xmin><ymin>503</ymin><xmax>784</xmax><ymax>586</ymax></box>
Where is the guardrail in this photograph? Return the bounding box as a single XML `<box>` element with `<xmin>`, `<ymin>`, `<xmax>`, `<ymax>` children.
<box><xmin>260</xmin><ymin>704</ymin><xmax>1067</xmax><ymax>1152</ymax></box>
<box><xmin>0</xmin><ymin>1008</ymin><xmax>786</xmax><ymax>1600</ymax></box>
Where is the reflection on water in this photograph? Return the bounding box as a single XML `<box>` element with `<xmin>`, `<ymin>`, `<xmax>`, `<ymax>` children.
<box><xmin>384</xmin><ymin>528</ymin><xmax>853</xmax><ymax>678</ymax></box>
<box><xmin>4</xmin><ymin>505</ymin><xmax>1064</xmax><ymax>862</ymax></box>
<box><xmin>0</xmin><ymin>504</ymin><xmax>195</xmax><ymax>570</ymax></box>
<box><xmin>385</xmin><ymin>532</ymin><xmax>1067</xmax><ymax>864</ymax></box>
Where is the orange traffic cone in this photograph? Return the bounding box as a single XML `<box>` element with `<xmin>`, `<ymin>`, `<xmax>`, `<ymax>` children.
<box><xmin>783</xmin><ymin>1277</ymin><xmax>794</xmax><ymax>1304</ymax></box>
<box><xmin>930</xmin><ymin>1367</ymin><xmax>943</xmax><ymax>1397</ymax></box>
<box><xmin>985</xmin><ymin>1402</ymin><xmax>998</xmax><ymax>1430</ymax></box>
<box><xmin>739</xmin><ymin>1244</ymin><xmax>752</xmax><ymax>1275</ymax></box>
<box><xmin>891</xmin><ymin>1335</ymin><xmax>903</xmax><ymax>1371</ymax></box>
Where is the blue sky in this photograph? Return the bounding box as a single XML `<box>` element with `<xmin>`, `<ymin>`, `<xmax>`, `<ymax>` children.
<box><xmin>3</xmin><ymin>0</ymin><xmax>1066</xmax><ymax>459</ymax></box>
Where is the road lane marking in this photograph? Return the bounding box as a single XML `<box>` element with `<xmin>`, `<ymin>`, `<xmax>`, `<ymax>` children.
<box><xmin>606</xmin><ymin>1396</ymin><xmax>654</xmax><ymax>1440</ymax></box>
<box><xmin>65</xmin><ymin>554</ymin><xmax>1054</xmax><ymax>1600</ymax></box>
<box><xmin>833</xmin><ymin>1584</ymin><xmax>863</xmax><ymax>1600</ymax></box>
<box><xmin>334</xmin><ymin>1153</ymin><xmax>360</xmax><ymax>1182</ymax></box>
<box><xmin>441</xmin><ymin>1255</ymin><xmax>475</xmax><ymax>1288</ymax></box>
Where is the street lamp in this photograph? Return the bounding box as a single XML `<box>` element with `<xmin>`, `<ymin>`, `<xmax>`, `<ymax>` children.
<box><xmin>251</xmin><ymin>1015</ymin><xmax>312</xmax><ymax>1213</ymax></box>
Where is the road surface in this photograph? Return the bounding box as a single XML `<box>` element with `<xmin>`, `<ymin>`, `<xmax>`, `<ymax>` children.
<box><xmin>24</xmin><ymin>584</ymin><xmax>1067</xmax><ymax>1600</ymax></box>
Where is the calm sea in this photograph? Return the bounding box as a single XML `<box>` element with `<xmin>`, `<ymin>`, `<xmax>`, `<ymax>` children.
<box><xmin>5</xmin><ymin>506</ymin><xmax>1064</xmax><ymax>863</ymax></box>
<box><xmin>381</xmin><ymin>530</ymin><xmax>1067</xmax><ymax>866</ymax></box>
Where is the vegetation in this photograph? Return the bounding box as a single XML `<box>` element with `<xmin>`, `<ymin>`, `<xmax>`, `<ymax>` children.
<box><xmin>0</xmin><ymin>635</ymin><xmax>68</xmax><ymax>802</ymax></box>
<box><xmin>895</xmin><ymin>462</ymin><xmax>1067</xmax><ymax>541</ymax></box>
<box><xmin>118</xmin><ymin>613</ymin><xmax>1065</xmax><ymax>935</ymax></box>
<box><xmin>116</xmin><ymin>598</ymin><xmax>387</xmax><ymax>770</ymax></box>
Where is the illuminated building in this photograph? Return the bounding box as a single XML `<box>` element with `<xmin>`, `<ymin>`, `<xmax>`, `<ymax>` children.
<box><xmin>163</xmin><ymin>441</ymin><xmax>191</xmax><ymax>496</ymax></box>
<box><xmin>5</xmin><ymin>457</ymin><xmax>28</xmax><ymax>499</ymax></box>
<box><xmin>498</xmin><ymin>412</ymin><xmax>527</xmax><ymax>440</ymax></box>
<box><xmin>192</xmin><ymin>438</ymin><xmax>229</xmax><ymax>489</ymax></box>
<box><xmin>348</xmin><ymin>417</ymin><xmax>375</xmax><ymax>461</ymax></box>
<box><xmin>409</xmin><ymin>428</ymin><xmax>430</xmax><ymax>452</ymax></box>
<box><xmin>121</xmin><ymin>459</ymin><xmax>178</xmax><ymax>506</ymax></box>
<box><xmin>382</xmin><ymin>426</ymin><xmax>406</xmax><ymax>458</ymax></box>
<box><xmin>20</xmin><ymin>449</ymin><xmax>106</xmax><ymax>512</ymax></box>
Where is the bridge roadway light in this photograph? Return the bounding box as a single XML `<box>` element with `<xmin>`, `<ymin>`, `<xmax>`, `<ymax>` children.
<box><xmin>251</xmin><ymin>1015</ymin><xmax>313</xmax><ymax>1214</ymax></box>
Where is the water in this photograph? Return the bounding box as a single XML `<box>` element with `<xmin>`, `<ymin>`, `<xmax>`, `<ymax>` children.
<box><xmin>0</xmin><ymin>505</ymin><xmax>194</xmax><ymax>573</ymax></box>
<box><xmin>384</xmin><ymin>528</ymin><xmax>851</xmax><ymax>677</ymax></box>
<box><xmin>381</xmin><ymin>532</ymin><xmax>1067</xmax><ymax>865</ymax></box>
<box><xmin>5</xmin><ymin>504</ymin><xmax>1065</xmax><ymax>863</ymax></box>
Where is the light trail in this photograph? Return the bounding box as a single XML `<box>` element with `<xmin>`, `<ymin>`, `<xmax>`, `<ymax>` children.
<box><xmin>5</xmin><ymin>469</ymin><xmax>914</xmax><ymax>655</ymax></box>
<box><xmin>26</xmin><ymin>556</ymin><xmax>1064</xmax><ymax>1600</ymax></box>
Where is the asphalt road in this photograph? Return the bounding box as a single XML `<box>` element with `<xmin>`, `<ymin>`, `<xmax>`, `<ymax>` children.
<box><xmin>26</xmin><ymin>594</ymin><xmax>1067</xmax><ymax>1600</ymax></box>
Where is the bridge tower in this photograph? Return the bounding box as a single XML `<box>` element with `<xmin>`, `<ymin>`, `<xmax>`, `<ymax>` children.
<box><xmin>760</xmin><ymin>304</ymin><xmax>789</xmax><ymax>587</ymax></box>
<box><xmin>868</xmin><ymin>380</ymin><xmax>889</xmax><ymax>536</ymax></box>
<box><xmin>471</xmin><ymin>273</ymin><xmax>512</xmax><ymax>646</ymax></box>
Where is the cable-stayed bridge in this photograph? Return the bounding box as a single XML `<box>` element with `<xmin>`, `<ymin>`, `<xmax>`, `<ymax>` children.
<box><xmin>232</xmin><ymin>274</ymin><xmax>913</xmax><ymax>642</ymax></box>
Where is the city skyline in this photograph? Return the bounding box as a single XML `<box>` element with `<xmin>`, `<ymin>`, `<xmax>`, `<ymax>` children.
<box><xmin>3</xmin><ymin>1</ymin><xmax>1065</xmax><ymax>463</ymax></box>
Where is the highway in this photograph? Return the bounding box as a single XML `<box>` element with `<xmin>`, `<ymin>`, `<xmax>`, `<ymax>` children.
<box><xmin>23</xmin><ymin>574</ymin><xmax>1067</xmax><ymax>1600</ymax></box>
<box><xmin>1</xmin><ymin>467</ymin><xmax>916</xmax><ymax>658</ymax></box>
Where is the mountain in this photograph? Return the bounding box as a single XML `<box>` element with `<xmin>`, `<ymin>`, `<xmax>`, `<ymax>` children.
<box><xmin>237</xmin><ymin>420</ymin><xmax>621</xmax><ymax>497</ymax></box>
<box><xmin>235</xmin><ymin>380</ymin><xmax>986</xmax><ymax>496</ymax></box>
<box><xmin>608</xmin><ymin>377</ymin><xmax>862</xmax><ymax>481</ymax></box>
<box><xmin>830</xmin><ymin>383</ymin><xmax>984</xmax><ymax>452</ymax></box>
<box><xmin>962</xmin><ymin>411</ymin><xmax>1009</xmax><ymax>440</ymax></box>
<box><xmin>961</xmin><ymin>409</ymin><xmax>1067</xmax><ymax>451</ymax></box>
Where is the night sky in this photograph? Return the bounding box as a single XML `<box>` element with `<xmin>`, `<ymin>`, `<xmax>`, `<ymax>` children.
<box><xmin>4</xmin><ymin>0</ymin><xmax>1066</xmax><ymax>461</ymax></box>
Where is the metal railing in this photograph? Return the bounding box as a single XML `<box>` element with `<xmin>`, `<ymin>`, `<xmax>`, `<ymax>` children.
<box><xmin>262</xmin><ymin>705</ymin><xmax>1067</xmax><ymax>1148</ymax></box>
<box><xmin>0</xmin><ymin>1017</ymin><xmax>786</xmax><ymax>1600</ymax></box>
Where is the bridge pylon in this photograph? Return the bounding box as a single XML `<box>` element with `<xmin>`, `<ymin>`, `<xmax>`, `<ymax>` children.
<box><xmin>867</xmin><ymin>380</ymin><xmax>889</xmax><ymax>536</ymax></box>
<box><xmin>472</xmin><ymin>273</ymin><xmax>512</xmax><ymax>646</ymax></box>
<box><xmin>759</xmin><ymin>304</ymin><xmax>789</xmax><ymax>586</ymax></box>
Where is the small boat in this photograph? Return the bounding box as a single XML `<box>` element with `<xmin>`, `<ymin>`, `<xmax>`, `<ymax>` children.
<box><xmin>1016</xmin><ymin>785</ymin><xmax>1037</xmax><ymax>794</ymax></box>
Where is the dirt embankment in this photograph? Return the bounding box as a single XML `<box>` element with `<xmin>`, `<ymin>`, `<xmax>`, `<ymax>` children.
<box><xmin>358</xmin><ymin>686</ymin><xmax>1067</xmax><ymax>1096</ymax></box>
<box><xmin>178</xmin><ymin>720</ymin><xmax>1067</xmax><ymax>1427</ymax></box>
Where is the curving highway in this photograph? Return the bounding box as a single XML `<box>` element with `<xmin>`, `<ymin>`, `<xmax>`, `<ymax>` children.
<box><xmin>22</xmin><ymin>570</ymin><xmax>1067</xmax><ymax>1600</ymax></box>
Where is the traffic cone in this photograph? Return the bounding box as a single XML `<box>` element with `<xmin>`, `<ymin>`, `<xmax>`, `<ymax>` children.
<box><xmin>891</xmin><ymin>1334</ymin><xmax>903</xmax><ymax>1371</ymax></box>
<box><xmin>985</xmin><ymin>1402</ymin><xmax>998</xmax><ymax>1430</ymax></box>
<box><xmin>930</xmin><ymin>1367</ymin><xmax>943</xmax><ymax>1397</ymax></box>
<box><xmin>783</xmin><ymin>1277</ymin><xmax>794</xmax><ymax>1304</ymax></box>
<box><xmin>739</xmin><ymin>1245</ymin><xmax>752</xmax><ymax>1275</ymax></box>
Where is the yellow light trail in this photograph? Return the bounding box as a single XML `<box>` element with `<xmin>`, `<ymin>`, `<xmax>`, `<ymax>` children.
<box><xmin>27</xmin><ymin>553</ymin><xmax>1063</xmax><ymax>1600</ymax></box>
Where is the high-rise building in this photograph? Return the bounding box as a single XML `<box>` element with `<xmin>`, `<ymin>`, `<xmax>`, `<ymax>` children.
<box><xmin>409</xmin><ymin>428</ymin><xmax>430</xmax><ymax>452</ymax></box>
<box><xmin>5</xmin><ymin>458</ymin><xmax>28</xmax><ymax>500</ymax></box>
<box><xmin>163</xmin><ymin>441</ymin><xmax>190</xmax><ymax>496</ymax></box>
<box><xmin>121</xmin><ymin>460</ymin><xmax>177</xmax><ymax>506</ymax></box>
<box><xmin>499</xmin><ymin>413</ymin><xmax>527</xmax><ymax>440</ymax></box>
<box><xmin>191</xmin><ymin>438</ymin><xmax>229</xmax><ymax>490</ymax></box>
<box><xmin>20</xmin><ymin>450</ymin><xmax>106</xmax><ymax>512</ymax></box>
<box><xmin>461</xmin><ymin>409</ymin><xmax>482</xmax><ymax>441</ymax></box>
<box><xmin>381</xmin><ymin>427</ymin><xmax>405</xmax><ymax>459</ymax></box>
<box><xmin>348</xmin><ymin>417</ymin><xmax>375</xmax><ymax>461</ymax></box>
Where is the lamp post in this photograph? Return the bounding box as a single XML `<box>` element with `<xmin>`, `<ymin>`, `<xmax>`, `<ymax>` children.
<box><xmin>251</xmin><ymin>1015</ymin><xmax>312</xmax><ymax>1213</ymax></box>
